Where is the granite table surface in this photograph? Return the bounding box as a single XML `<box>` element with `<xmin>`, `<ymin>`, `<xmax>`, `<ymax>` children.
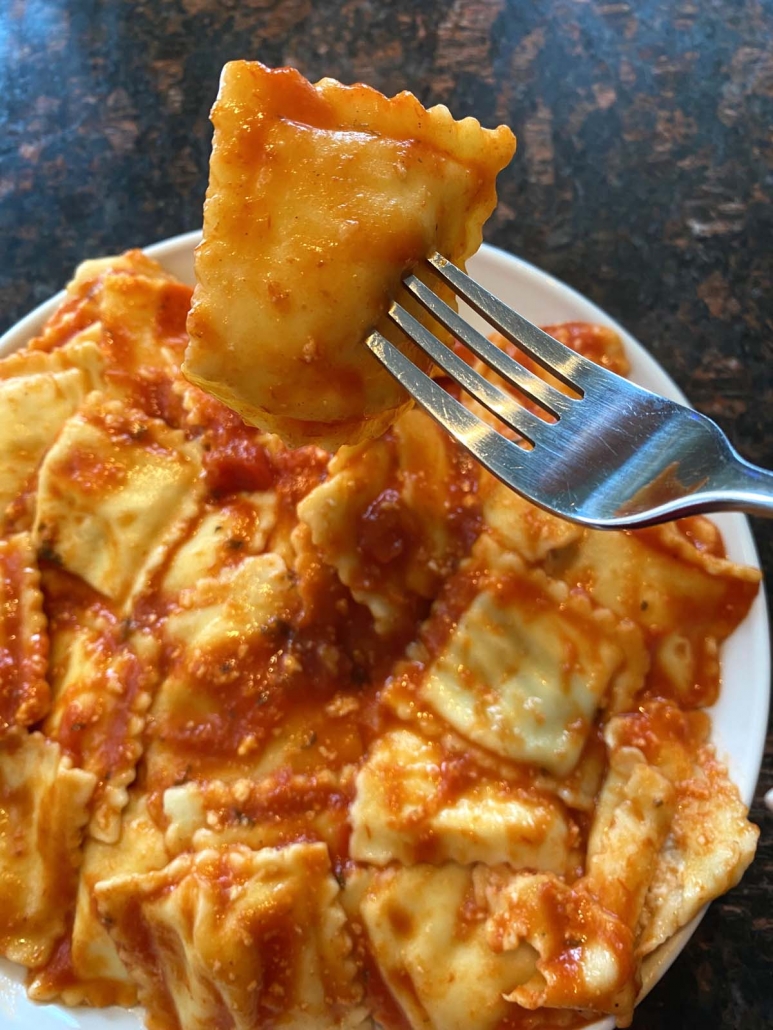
<box><xmin>0</xmin><ymin>0</ymin><xmax>771</xmax><ymax>1026</ymax></box>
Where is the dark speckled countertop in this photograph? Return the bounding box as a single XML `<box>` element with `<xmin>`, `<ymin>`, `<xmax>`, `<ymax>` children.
<box><xmin>1</xmin><ymin>1</ymin><xmax>771</xmax><ymax>1026</ymax></box>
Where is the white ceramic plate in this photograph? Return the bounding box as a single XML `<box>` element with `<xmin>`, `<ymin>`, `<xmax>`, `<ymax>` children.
<box><xmin>0</xmin><ymin>232</ymin><xmax>768</xmax><ymax>1030</ymax></box>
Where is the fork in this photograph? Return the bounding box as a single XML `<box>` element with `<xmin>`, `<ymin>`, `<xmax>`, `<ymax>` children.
<box><xmin>365</xmin><ymin>252</ymin><xmax>773</xmax><ymax>529</ymax></box>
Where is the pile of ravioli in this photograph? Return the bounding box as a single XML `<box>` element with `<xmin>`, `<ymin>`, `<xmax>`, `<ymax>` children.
<box><xmin>0</xmin><ymin>253</ymin><xmax>761</xmax><ymax>1030</ymax></box>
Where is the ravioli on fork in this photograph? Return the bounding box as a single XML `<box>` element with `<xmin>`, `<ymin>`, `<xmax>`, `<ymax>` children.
<box><xmin>184</xmin><ymin>60</ymin><xmax>515</xmax><ymax>448</ymax></box>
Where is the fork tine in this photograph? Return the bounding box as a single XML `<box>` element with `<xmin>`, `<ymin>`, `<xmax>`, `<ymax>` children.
<box><xmin>365</xmin><ymin>329</ymin><xmax>537</xmax><ymax>484</ymax></box>
<box><xmin>403</xmin><ymin>272</ymin><xmax>573</xmax><ymax>418</ymax></box>
<box><xmin>387</xmin><ymin>302</ymin><xmax>552</xmax><ymax>445</ymax></box>
<box><xmin>427</xmin><ymin>252</ymin><xmax>594</xmax><ymax>390</ymax></box>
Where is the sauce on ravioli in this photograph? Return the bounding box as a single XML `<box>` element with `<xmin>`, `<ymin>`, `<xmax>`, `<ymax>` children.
<box><xmin>184</xmin><ymin>61</ymin><xmax>516</xmax><ymax>448</ymax></box>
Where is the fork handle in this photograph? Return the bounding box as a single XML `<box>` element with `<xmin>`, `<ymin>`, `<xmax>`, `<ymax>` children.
<box><xmin>718</xmin><ymin>451</ymin><xmax>773</xmax><ymax>518</ymax></box>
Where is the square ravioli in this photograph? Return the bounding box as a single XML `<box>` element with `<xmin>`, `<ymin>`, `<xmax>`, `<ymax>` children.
<box><xmin>398</xmin><ymin>535</ymin><xmax>648</xmax><ymax>776</ymax></box>
<box><xmin>358</xmin><ymin>863</ymin><xmax>537</xmax><ymax>1030</ymax></box>
<box><xmin>95</xmin><ymin>843</ymin><xmax>366</xmax><ymax>1030</ymax></box>
<box><xmin>41</xmin><ymin>577</ymin><xmax>159</xmax><ymax>843</ymax></box>
<box><xmin>0</xmin><ymin>334</ymin><xmax>105</xmax><ymax>521</ymax></box>
<box><xmin>350</xmin><ymin>728</ymin><xmax>577</xmax><ymax>871</ymax></box>
<box><xmin>0</xmin><ymin>731</ymin><xmax>95</xmax><ymax>968</ymax></box>
<box><xmin>33</xmin><ymin>395</ymin><xmax>204</xmax><ymax>605</ymax></box>
<box><xmin>297</xmin><ymin>408</ymin><xmax>481</xmax><ymax>635</ymax></box>
<box><xmin>185</xmin><ymin>61</ymin><xmax>515</xmax><ymax>448</ymax></box>
<box><xmin>540</xmin><ymin>518</ymin><xmax>760</xmax><ymax>707</ymax></box>
<box><xmin>28</xmin><ymin>793</ymin><xmax>167</xmax><ymax>1008</ymax></box>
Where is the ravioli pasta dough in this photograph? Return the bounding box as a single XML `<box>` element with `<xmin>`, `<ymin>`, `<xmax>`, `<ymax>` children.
<box><xmin>184</xmin><ymin>61</ymin><xmax>516</xmax><ymax>448</ymax></box>
<box><xmin>0</xmin><ymin>251</ymin><xmax>760</xmax><ymax>1030</ymax></box>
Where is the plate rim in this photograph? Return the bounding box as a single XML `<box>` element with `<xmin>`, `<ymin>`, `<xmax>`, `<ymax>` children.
<box><xmin>0</xmin><ymin>231</ymin><xmax>768</xmax><ymax>1030</ymax></box>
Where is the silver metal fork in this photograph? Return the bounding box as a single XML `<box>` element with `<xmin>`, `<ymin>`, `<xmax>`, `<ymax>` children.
<box><xmin>365</xmin><ymin>252</ymin><xmax>773</xmax><ymax>529</ymax></box>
